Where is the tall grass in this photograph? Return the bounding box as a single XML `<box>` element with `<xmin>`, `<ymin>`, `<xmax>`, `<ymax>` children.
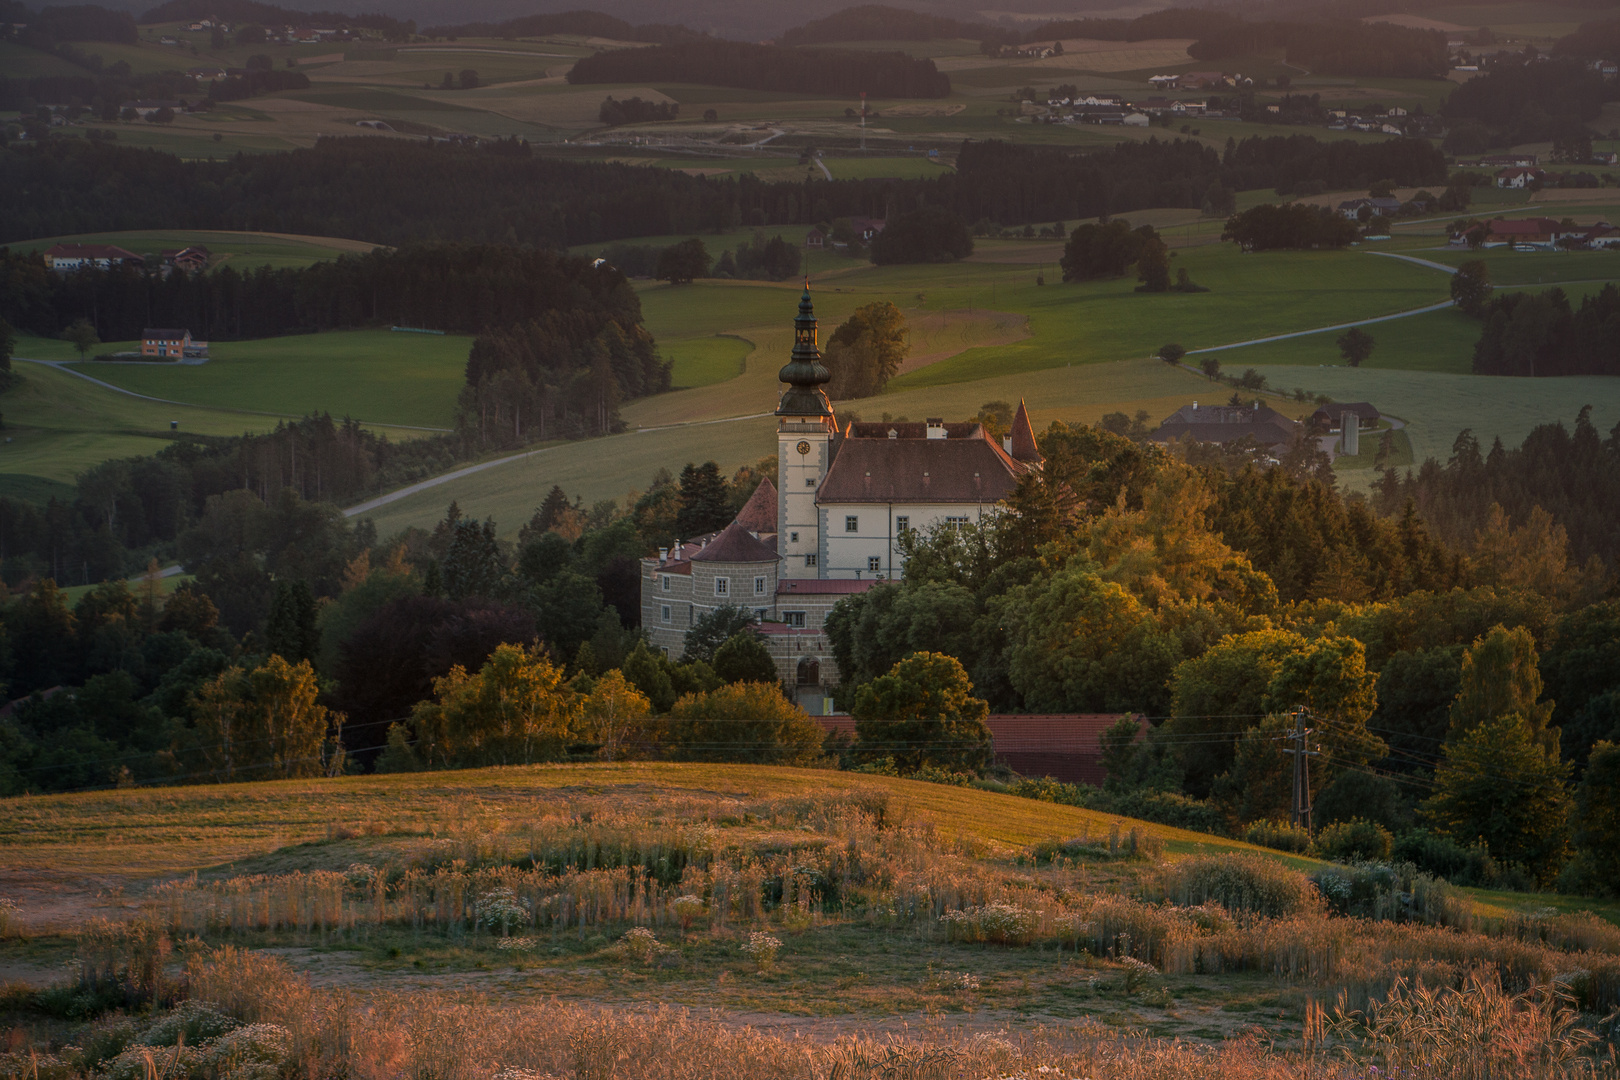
<box><xmin>10</xmin><ymin>946</ymin><xmax>1613</xmax><ymax>1080</ymax></box>
<box><xmin>121</xmin><ymin>791</ymin><xmax>1620</xmax><ymax>1017</ymax></box>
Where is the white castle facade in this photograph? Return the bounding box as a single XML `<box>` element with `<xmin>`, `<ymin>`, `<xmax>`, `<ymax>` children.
<box><xmin>640</xmin><ymin>287</ymin><xmax>1042</xmax><ymax>708</ymax></box>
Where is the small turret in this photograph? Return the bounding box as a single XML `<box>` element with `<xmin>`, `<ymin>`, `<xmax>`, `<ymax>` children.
<box><xmin>776</xmin><ymin>284</ymin><xmax>833</xmax><ymax>418</ymax></box>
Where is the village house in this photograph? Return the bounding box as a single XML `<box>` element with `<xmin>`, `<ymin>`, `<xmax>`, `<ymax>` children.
<box><xmin>1338</xmin><ymin>197</ymin><xmax>1403</xmax><ymax>220</ymax></box>
<box><xmin>1309</xmin><ymin>402</ymin><xmax>1381</xmax><ymax>432</ymax></box>
<box><xmin>161</xmin><ymin>246</ymin><xmax>211</xmax><ymax>273</ymax></box>
<box><xmin>43</xmin><ymin>243</ymin><xmax>142</xmax><ymax>272</ymax></box>
<box><xmin>1144</xmin><ymin>400</ymin><xmax>1301</xmax><ymax>455</ymax></box>
<box><xmin>640</xmin><ymin>288</ymin><xmax>1042</xmax><ymax>708</ymax></box>
<box><xmin>141</xmin><ymin>328</ymin><xmax>208</xmax><ymax>359</ymax></box>
<box><xmin>1496</xmin><ymin>166</ymin><xmax>1546</xmax><ymax>189</ymax></box>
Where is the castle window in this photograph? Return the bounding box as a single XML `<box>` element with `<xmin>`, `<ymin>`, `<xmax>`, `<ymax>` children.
<box><xmin>784</xmin><ymin>611</ymin><xmax>806</xmax><ymax>628</ymax></box>
<box><xmin>805</xmin><ymin>478</ymin><xmax>816</xmax><ymax>487</ymax></box>
<box><xmin>714</xmin><ymin>577</ymin><xmax>729</xmax><ymax>596</ymax></box>
<box><xmin>790</xmin><ymin>531</ymin><xmax>799</xmax><ymax>543</ymax></box>
<box><xmin>754</xmin><ymin>576</ymin><xmax>766</xmax><ymax>595</ymax></box>
<box><xmin>660</xmin><ymin>575</ymin><xmax>671</xmax><ymax>592</ymax></box>
<box><xmin>845</xmin><ymin>515</ymin><xmax>858</xmax><ymax>532</ymax></box>
<box><xmin>805</xmin><ymin>554</ymin><xmax>817</xmax><ymax>567</ymax></box>
<box><xmin>895</xmin><ymin>516</ymin><xmax>909</xmax><ymax>533</ymax></box>
<box><xmin>868</xmin><ymin>556</ymin><xmax>881</xmax><ymax>573</ymax></box>
<box><xmin>754</xmin><ymin>608</ymin><xmax>767</xmax><ymax>620</ymax></box>
<box><xmin>660</xmin><ymin>604</ymin><xmax>672</xmax><ymax>624</ymax></box>
<box><xmin>945</xmin><ymin>516</ymin><xmax>969</xmax><ymax>529</ymax></box>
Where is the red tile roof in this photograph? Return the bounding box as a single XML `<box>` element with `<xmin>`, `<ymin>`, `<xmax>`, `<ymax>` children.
<box><xmin>813</xmin><ymin>713</ymin><xmax>1141</xmax><ymax>785</ymax></box>
<box><xmin>819</xmin><ymin>422</ymin><xmax>1032</xmax><ymax>504</ymax></box>
<box><xmin>1008</xmin><ymin>399</ymin><xmax>1041</xmax><ymax>464</ymax></box>
<box><xmin>45</xmin><ymin>243</ymin><xmax>141</xmax><ymax>261</ymax></box>
<box><xmin>689</xmin><ymin>521</ymin><xmax>779</xmax><ymax>564</ymax></box>
<box><xmin>733</xmin><ymin>476</ymin><xmax>778</xmax><ymax>534</ymax></box>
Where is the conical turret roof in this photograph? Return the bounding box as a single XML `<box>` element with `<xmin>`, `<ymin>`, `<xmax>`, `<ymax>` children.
<box><xmin>1008</xmin><ymin>399</ymin><xmax>1042</xmax><ymax>464</ymax></box>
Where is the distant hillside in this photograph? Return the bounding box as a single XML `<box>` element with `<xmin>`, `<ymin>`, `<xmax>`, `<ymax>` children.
<box><xmin>421</xmin><ymin>10</ymin><xmax>708</xmax><ymax>43</ymax></box>
<box><xmin>140</xmin><ymin>0</ymin><xmax>409</xmax><ymax>32</ymax></box>
<box><xmin>778</xmin><ymin>4</ymin><xmax>1017</xmax><ymax>47</ymax></box>
<box><xmin>567</xmin><ymin>39</ymin><xmax>951</xmax><ymax>98</ymax></box>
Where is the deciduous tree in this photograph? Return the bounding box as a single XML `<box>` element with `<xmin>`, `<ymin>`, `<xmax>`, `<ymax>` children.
<box><xmin>853</xmin><ymin>651</ymin><xmax>993</xmax><ymax>773</ymax></box>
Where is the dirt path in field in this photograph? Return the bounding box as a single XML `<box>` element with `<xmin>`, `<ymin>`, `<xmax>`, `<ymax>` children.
<box><xmin>0</xmin><ymin>866</ymin><xmax>142</xmax><ymax>936</ymax></box>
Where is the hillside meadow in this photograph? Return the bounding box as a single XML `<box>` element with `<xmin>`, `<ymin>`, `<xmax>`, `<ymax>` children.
<box><xmin>2</xmin><ymin>763</ymin><xmax>1619</xmax><ymax>1077</ymax></box>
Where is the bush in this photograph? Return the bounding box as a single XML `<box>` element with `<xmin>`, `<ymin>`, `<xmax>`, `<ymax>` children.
<box><xmin>1391</xmin><ymin>828</ymin><xmax>1499</xmax><ymax>886</ymax></box>
<box><xmin>618</xmin><ymin>927</ymin><xmax>666</xmax><ymax>965</ymax></box>
<box><xmin>1308</xmin><ymin>862</ymin><xmax>1470</xmax><ymax>926</ymax></box>
<box><xmin>1315</xmin><ymin>818</ymin><xmax>1393</xmax><ymax>863</ymax></box>
<box><xmin>1244</xmin><ymin>819</ymin><xmax>1314</xmax><ymax>854</ymax></box>
<box><xmin>939</xmin><ymin>901</ymin><xmax>1036</xmax><ymax>945</ymax></box>
<box><xmin>1104</xmin><ymin>788</ymin><xmax>1229</xmax><ymax>836</ymax></box>
<box><xmin>740</xmin><ymin>930</ymin><xmax>782</xmax><ymax>970</ymax></box>
<box><xmin>1144</xmin><ymin>854</ymin><xmax>1317</xmax><ymax>918</ymax></box>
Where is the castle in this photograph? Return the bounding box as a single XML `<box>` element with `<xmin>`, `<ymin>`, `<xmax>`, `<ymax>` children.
<box><xmin>640</xmin><ymin>287</ymin><xmax>1042</xmax><ymax>710</ymax></box>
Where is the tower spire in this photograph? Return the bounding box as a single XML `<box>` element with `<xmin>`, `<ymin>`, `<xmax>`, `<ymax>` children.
<box><xmin>776</xmin><ymin>283</ymin><xmax>832</xmax><ymax>417</ymax></box>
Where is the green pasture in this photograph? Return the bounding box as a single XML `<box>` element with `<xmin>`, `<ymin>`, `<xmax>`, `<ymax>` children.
<box><xmin>298</xmin><ymin>89</ymin><xmax>486</xmax><ymax>114</ymax></box>
<box><xmin>4</xmin><ymin>229</ymin><xmax>378</xmax><ymax>267</ymax></box>
<box><xmin>1203</xmin><ymin>305</ymin><xmax>1480</xmax><ymax>375</ymax></box>
<box><xmin>1245</xmin><ymin>364</ymin><xmax>1618</xmax><ymax>466</ymax></box>
<box><xmin>352</xmin><ymin>414</ymin><xmax>780</xmax><ymax>540</ymax></box>
<box><xmin>65</xmin><ymin>329</ymin><xmax>472</xmax><ymax>431</ymax></box>
<box><xmin>0</xmin><ymin>39</ymin><xmax>86</xmax><ymax>77</ymax></box>
<box><xmin>0</xmin><ymin>361</ymin><xmax>280</xmax><ymax>494</ymax></box>
<box><xmin>58</xmin><ymin>125</ymin><xmax>302</xmax><ymax>158</ymax></box>
<box><xmin>1415</xmin><ymin>247</ymin><xmax>1620</xmax><ymax>288</ymax></box>
<box><xmin>663</xmin><ymin>334</ymin><xmax>753</xmax><ymax>389</ymax></box>
<box><xmin>1413</xmin><ymin>2</ymin><xmax>1584</xmax><ymax>38</ymax></box>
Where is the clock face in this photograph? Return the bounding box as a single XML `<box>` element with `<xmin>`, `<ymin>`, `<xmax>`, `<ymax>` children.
<box><xmin>796</xmin><ymin>440</ymin><xmax>811</xmax><ymax>455</ymax></box>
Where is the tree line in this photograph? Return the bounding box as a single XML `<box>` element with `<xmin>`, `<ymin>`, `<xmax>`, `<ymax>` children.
<box><xmin>421</xmin><ymin>10</ymin><xmax>705</xmax><ymax>43</ymax></box>
<box><xmin>821</xmin><ymin>416</ymin><xmax>1620</xmax><ymax>894</ymax></box>
<box><xmin>0</xmin><ymin>242</ymin><xmax>643</xmax><ymax>342</ymax></box>
<box><xmin>779</xmin><ymin>5</ymin><xmax>1020</xmax><ymax>48</ymax></box>
<box><xmin>1</xmin><ymin>134</ymin><xmax>1447</xmax><ymax>251</ymax></box>
<box><xmin>1023</xmin><ymin>9</ymin><xmax>1446</xmax><ymax>78</ymax></box>
<box><xmin>1441</xmin><ymin>56</ymin><xmax>1619</xmax><ymax>151</ymax></box>
<box><xmin>567</xmin><ymin>41</ymin><xmax>952</xmax><ymax>99</ymax></box>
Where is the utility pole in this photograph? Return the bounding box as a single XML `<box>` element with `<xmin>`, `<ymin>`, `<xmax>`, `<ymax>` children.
<box><xmin>1284</xmin><ymin>708</ymin><xmax>1318</xmax><ymax>833</ymax></box>
<box><xmin>860</xmin><ymin>91</ymin><xmax>867</xmax><ymax>153</ymax></box>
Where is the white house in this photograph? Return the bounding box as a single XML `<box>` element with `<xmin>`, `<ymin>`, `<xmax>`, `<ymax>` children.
<box><xmin>43</xmin><ymin>243</ymin><xmax>142</xmax><ymax>271</ymax></box>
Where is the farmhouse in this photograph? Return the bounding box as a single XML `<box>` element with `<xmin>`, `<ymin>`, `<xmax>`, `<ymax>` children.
<box><xmin>44</xmin><ymin>243</ymin><xmax>142</xmax><ymax>271</ymax></box>
<box><xmin>141</xmin><ymin>328</ymin><xmax>208</xmax><ymax>359</ymax></box>
<box><xmin>1143</xmin><ymin>400</ymin><xmax>1300</xmax><ymax>454</ymax></box>
<box><xmin>641</xmin><ymin>288</ymin><xmax>1042</xmax><ymax>705</ymax></box>
<box><xmin>1337</xmin><ymin>197</ymin><xmax>1402</xmax><ymax>220</ymax></box>
<box><xmin>161</xmin><ymin>246</ymin><xmax>211</xmax><ymax>272</ymax></box>
<box><xmin>1486</xmin><ymin>217</ymin><xmax>1563</xmax><ymax>246</ymax></box>
<box><xmin>1496</xmin><ymin>166</ymin><xmax>1545</xmax><ymax>189</ymax></box>
<box><xmin>1309</xmin><ymin>402</ymin><xmax>1381</xmax><ymax>432</ymax></box>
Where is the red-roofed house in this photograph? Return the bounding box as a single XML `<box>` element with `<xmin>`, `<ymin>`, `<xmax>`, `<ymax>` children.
<box><xmin>1495</xmin><ymin>166</ymin><xmax>1545</xmax><ymax>189</ymax></box>
<box><xmin>1486</xmin><ymin>217</ymin><xmax>1562</xmax><ymax>246</ymax></box>
<box><xmin>641</xmin><ymin>287</ymin><xmax>1044</xmax><ymax>706</ymax></box>
<box><xmin>816</xmin><ymin>713</ymin><xmax>1143</xmax><ymax>784</ymax></box>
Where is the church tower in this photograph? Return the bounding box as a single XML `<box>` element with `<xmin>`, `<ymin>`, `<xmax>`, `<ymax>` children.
<box><xmin>776</xmin><ymin>285</ymin><xmax>836</xmax><ymax>580</ymax></box>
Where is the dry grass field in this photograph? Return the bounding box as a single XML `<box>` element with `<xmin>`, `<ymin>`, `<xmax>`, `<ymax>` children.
<box><xmin>2</xmin><ymin>763</ymin><xmax>1618</xmax><ymax>1078</ymax></box>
